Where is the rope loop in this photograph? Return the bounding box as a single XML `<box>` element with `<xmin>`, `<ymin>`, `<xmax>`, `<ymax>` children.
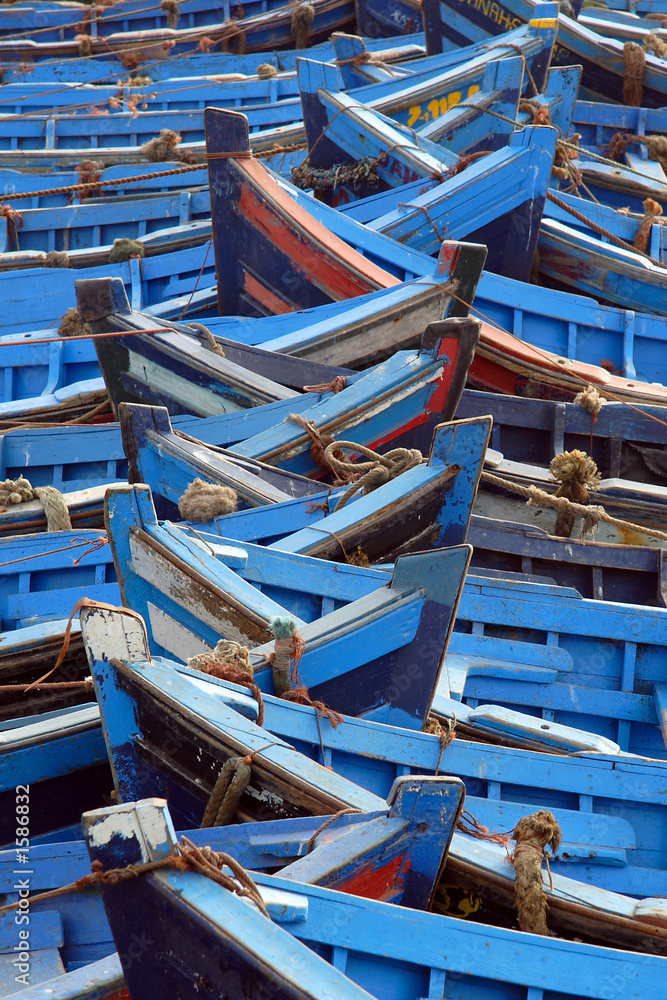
<box><xmin>324</xmin><ymin>441</ymin><xmax>424</xmax><ymax>510</ymax></box>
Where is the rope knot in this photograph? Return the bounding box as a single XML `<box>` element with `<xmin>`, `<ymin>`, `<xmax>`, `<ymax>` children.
<box><xmin>288</xmin><ymin>414</ymin><xmax>341</xmax><ymax>470</ymax></box>
<box><xmin>0</xmin><ymin>202</ymin><xmax>22</xmax><ymax>250</ymax></box>
<box><xmin>634</xmin><ymin>197</ymin><xmax>663</xmax><ymax>254</ymax></box>
<box><xmin>108</xmin><ymin>238</ymin><xmax>145</xmax><ymax>263</ymax></box>
<box><xmin>267</xmin><ymin>615</ymin><xmax>305</xmax><ymax>694</ymax></box>
<box><xmin>290</xmin><ymin>1</ymin><xmax>314</xmax><ymax>47</ymax></box>
<box><xmin>0</xmin><ymin>477</ymin><xmax>71</xmax><ymax>531</ymax></box>
<box><xmin>303</xmin><ymin>375</ymin><xmax>347</xmax><ymax>394</ymax></box>
<box><xmin>510</xmin><ymin>810</ymin><xmax>562</xmax><ymax>935</ymax></box>
<box><xmin>188</xmin><ymin>639</ymin><xmax>264</xmax><ymax>726</ymax></box>
<box><xmin>187</xmin><ymin>322</ymin><xmax>225</xmax><ymax>357</ymax></box>
<box><xmin>323</xmin><ymin>441</ymin><xmax>424</xmax><ymax>510</ymax></box>
<box><xmin>160</xmin><ymin>0</ymin><xmax>180</xmax><ymax>28</ymax></box>
<box><xmin>177</xmin><ymin>479</ymin><xmax>238</xmax><ymax>522</ymax></box>
<box><xmin>573</xmin><ymin>384</ymin><xmax>605</xmax><ymax>417</ymax></box>
<box><xmin>549</xmin><ymin>449</ymin><xmax>601</xmax><ymax>503</ymax></box>
<box><xmin>140</xmin><ymin>128</ymin><xmax>183</xmax><ymax>162</ymax></box>
<box><xmin>58</xmin><ymin>307</ymin><xmax>91</xmax><ymax>338</ymax></box>
<box><xmin>75</xmin><ymin>159</ymin><xmax>104</xmax><ymax>199</ymax></box>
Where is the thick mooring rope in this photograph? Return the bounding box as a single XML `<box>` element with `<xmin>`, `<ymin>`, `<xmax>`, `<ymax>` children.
<box><xmin>510</xmin><ymin>810</ymin><xmax>562</xmax><ymax>935</ymax></box>
<box><xmin>481</xmin><ymin>470</ymin><xmax>667</xmax><ymax>542</ymax></box>
<box><xmin>0</xmin><ymin>478</ymin><xmax>72</xmax><ymax>532</ymax></box>
<box><xmin>0</xmin><ymin>837</ymin><xmax>270</xmax><ymax>919</ymax></box>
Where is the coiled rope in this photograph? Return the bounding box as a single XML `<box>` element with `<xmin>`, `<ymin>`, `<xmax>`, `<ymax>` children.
<box><xmin>323</xmin><ymin>441</ymin><xmax>425</xmax><ymax>511</ymax></box>
<box><xmin>0</xmin><ymin>478</ymin><xmax>72</xmax><ymax>531</ymax></box>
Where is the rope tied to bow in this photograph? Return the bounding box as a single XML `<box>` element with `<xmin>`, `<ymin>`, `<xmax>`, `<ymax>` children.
<box><xmin>266</xmin><ymin>615</ymin><xmax>305</xmax><ymax>695</ymax></box>
<box><xmin>257</xmin><ymin>62</ymin><xmax>278</xmax><ymax>78</ymax></box>
<box><xmin>0</xmin><ymin>838</ymin><xmax>270</xmax><ymax>919</ymax></box>
<box><xmin>324</xmin><ymin>441</ymin><xmax>424</xmax><ymax>511</ymax></box>
<box><xmin>0</xmin><ymin>202</ymin><xmax>22</xmax><ymax>250</ymax></box>
<box><xmin>623</xmin><ymin>41</ymin><xmax>645</xmax><ymax>107</ymax></box>
<box><xmin>634</xmin><ymin>197</ymin><xmax>663</xmax><ymax>253</ymax></box>
<box><xmin>290</xmin><ymin>1</ymin><xmax>314</xmax><ymax>48</ymax></box>
<box><xmin>518</xmin><ymin>99</ymin><xmax>551</xmax><ymax>126</ymax></box>
<box><xmin>287</xmin><ymin>413</ymin><xmax>342</xmax><ymax>471</ymax></box>
<box><xmin>424</xmin><ymin>714</ymin><xmax>456</xmax><ymax>774</ymax></box>
<box><xmin>188</xmin><ymin>321</ymin><xmax>225</xmax><ymax>357</ymax></box>
<box><xmin>177</xmin><ymin>478</ymin><xmax>238</xmax><ymax>523</ymax></box>
<box><xmin>574</xmin><ymin>384</ymin><xmax>605</xmax><ymax>417</ymax></box>
<box><xmin>263</xmin><ymin>617</ymin><xmax>342</xmax><ymax>728</ymax></box>
<box><xmin>281</xmin><ymin>686</ymin><xmax>344</xmax><ymax>728</ymax></box>
<box><xmin>456</xmin><ymin>809</ymin><xmax>512</xmax><ymax>845</ymax></box>
<box><xmin>0</xmin><ymin>478</ymin><xmax>71</xmax><ymax>531</ymax></box>
<box><xmin>188</xmin><ymin>638</ymin><xmax>264</xmax><ymax>726</ymax></box>
<box><xmin>306</xmin><ymin>807</ymin><xmax>362</xmax><ymax>853</ymax></box>
<box><xmin>510</xmin><ymin>810</ymin><xmax>562</xmax><ymax>935</ymax></box>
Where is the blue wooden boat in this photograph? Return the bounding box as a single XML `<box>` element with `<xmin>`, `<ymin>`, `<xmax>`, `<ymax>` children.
<box><xmin>468</xmin><ymin>514</ymin><xmax>667</xmax><ymax>605</ymax></box>
<box><xmin>10</xmin><ymin>600</ymin><xmax>667</xmax><ymax>904</ymax></box>
<box><xmin>105</xmin><ymin>485</ymin><xmax>473</xmax><ymax>727</ymax></box>
<box><xmin>0</xmin><ymin>618</ymin><xmax>97</xmax><ymax>720</ymax></box>
<box><xmin>0</xmin><ymin>783</ymin><xmax>466</xmax><ymax>987</ymax></box>
<box><xmin>210</xmin><ymin>107</ymin><xmax>555</xmax><ymax>291</ymax></box>
<box><xmin>544</xmin><ymin>187</ymin><xmax>667</xmax><ymax>265</ymax></box>
<box><xmin>0</xmin><ymin>779</ymin><xmax>464</xmax><ymax>991</ymax></box>
<box><xmin>91</xmin><ymin>322</ymin><xmax>482</xmax><ymax>482</ymax></box>
<box><xmin>78</xmin><ymin>605</ymin><xmax>665</xmax><ymax>882</ymax></box>
<box><xmin>0</xmin><ymin>72</ymin><xmax>304</xmax><ymax>118</ymax></box>
<box><xmin>457</xmin><ymin>387</ymin><xmax>667</xmax><ymax>483</ymax></box>
<box><xmin>120</xmin><ymin>402</ymin><xmax>667</xmax><ymax>603</ymax></box>
<box><xmin>0</xmin><ymin>18</ymin><xmax>549</xmax><ymax>117</ymax></box>
<box><xmin>0</xmin><ymin>0</ymin><xmax>356</xmax><ymax>66</ymax></box>
<box><xmin>0</xmin><ymin>529</ymin><xmax>118</xmax><ymax>631</ymax></box>
<box><xmin>555</xmin><ymin>102</ymin><xmax>667</xmax><ymax>216</ymax></box>
<box><xmin>0</xmin><ymin>240</ymin><xmax>470</xmax><ymax>401</ymax></box>
<box><xmin>0</xmin><ymin>30</ymin><xmax>426</xmax><ymax>84</ymax></box>
<box><xmin>0</xmin><ymin>321</ymin><xmax>480</xmax><ymax>495</ymax></box>
<box><xmin>536</xmin><ymin>216</ymin><xmax>667</xmax><ymax>317</ymax></box>
<box><xmin>0</xmin><ymin>0</ymin><xmax>319</xmax><ymax>41</ymax></box>
<box><xmin>0</xmin><ymin>20</ymin><xmax>555</xmax><ymax>168</ymax></box>
<box><xmin>98</xmin><ymin>476</ymin><xmax>667</xmax><ymax>759</ymax></box>
<box><xmin>0</xmin><ymin>698</ymin><xmax>112</xmax><ymax>848</ymax></box>
<box><xmin>82</xmin><ymin>797</ymin><xmax>667</xmax><ymax>996</ymax></box>
<box><xmin>2</xmin><ymin>222</ymin><xmax>216</xmax><ymax>336</ymax></box>
<box><xmin>419</xmin><ymin>0</ymin><xmax>667</xmax><ymax>106</ymax></box>
<box><xmin>296</xmin><ymin>61</ymin><xmax>667</xmax><ymax>317</ymax></box>
<box><xmin>81</xmin><ymin>227</ymin><xmax>483</xmax><ymax>373</ymax></box>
